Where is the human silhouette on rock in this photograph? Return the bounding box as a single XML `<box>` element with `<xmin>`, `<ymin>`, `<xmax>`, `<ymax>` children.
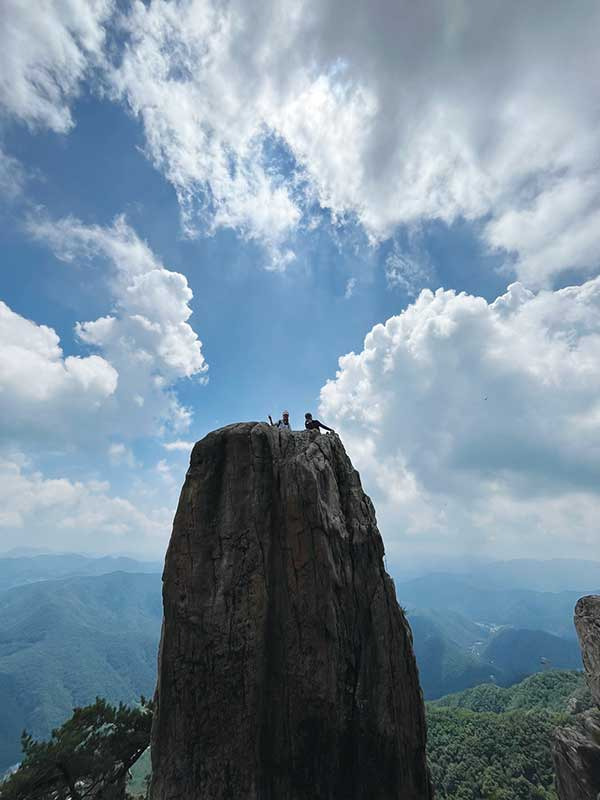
<box><xmin>269</xmin><ymin>410</ymin><xmax>292</xmax><ymax>430</ymax></box>
<box><xmin>304</xmin><ymin>412</ymin><xmax>335</xmax><ymax>433</ymax></box>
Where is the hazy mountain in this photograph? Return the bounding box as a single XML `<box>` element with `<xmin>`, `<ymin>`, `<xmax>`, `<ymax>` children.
<box><xmin>0</xmin><ymin>571</ymin><xmax>162</xmax><ymax>771</ymax></box>
<box><xmin>406</xmin><ymin>606</ymin><xmax>582</xmax><ymax>699</ymax></box>
<box><xmin>483</xmin><ymin>627</ymin><xmax>582</xmax><ymax>683</ymax></box>
<box><xmin>467</xmin><ymin>558</ymin><xmax>600</xmax><ymax>593</ymax></box>
<box><xmin>0</xmin><ymin>554</ymin><xmax>162</xmax><ymax>593</ymax></box>
<box><xmin>407</xmin><ymin>609</ymin><xmax>501</xmax><ymax>699</ymax></box>
<box><xmin>0</xmin><ymin>555</ymin><xmax>592</xmax><ymax>769</ymax></box>
<box><xmin>397</xmin><ymin>574</ymin><xmax>584</xmax><ymax>638</ymax></box>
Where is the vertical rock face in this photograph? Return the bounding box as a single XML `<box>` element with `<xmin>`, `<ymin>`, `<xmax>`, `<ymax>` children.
<box><xmin>575</xmin><ymin>596</ymin><xmax>600</xmax><ymax>707</ymax></box>
<box><xmin>150</xmin><ymin>423</ymin><xmax>432</xmax><ymax>800</ymax></box>
<box><xmin>553</xmin><ymin>595</ymin><xmax>600</xmax><ymax>800</ymax></box>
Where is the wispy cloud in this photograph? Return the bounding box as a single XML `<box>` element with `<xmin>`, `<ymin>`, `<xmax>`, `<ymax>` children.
<box><xmin>344</xmin><ymin>277</ymin><xmax>357</xmax><ymax>299</ymax></box>
<box><xmin>0</xmin><ymin>0</ymin><xmax>113</xmax><ymax>132</ymax></box>
<box><xmin>162</xmin><ymin>440</ymin><xmax>195</xmax><ymax>452</ymax></box>
<box><xmin>385</xmin><ymin>243</ymin><xmax>432</xmax><ymax>297</ymax></box>
<box><xmin>104</xmin><ymin>0</ymin><xmax>600</xmax><ymax>287</ymax></box>
<box><xmin>2</xmin><ymin>1</ymin><xmax>600</xmax><ymax>286</ymax></box>
<box><xmin>0</xmin><ymin>454</ymin><xmax>171</xmax><ymax>557</ymax></box>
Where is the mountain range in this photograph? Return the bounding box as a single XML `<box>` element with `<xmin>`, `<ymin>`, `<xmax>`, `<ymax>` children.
<box><xmin>0</xmin><ymin>553</ymin><xmax>594</xmax><ymax>772</ymax></box>
<box><xmin>0</xmin><ymin>553</ymin><xmax>162</xmax><ymax>593</ymax></box>
<box><xmin>0</xmin><ymin>570</ymin><xmax>162</xmax><ymax>769</ymax></box>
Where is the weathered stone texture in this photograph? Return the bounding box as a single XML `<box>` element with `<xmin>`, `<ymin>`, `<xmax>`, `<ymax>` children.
<box><xmin>575</xmin><ymin>595</ymin><xmax>600</xmax><ymax>707</ymax></box>
<box><xmin>554</xmin><ymin>594</ymin><xmax>600</xmax><ymax>799</ymax></box>
<box><xmin>150</xmin><ymin>423</ymin><xmax>432</xmax><ymax>800</ymax></box>
<box><xmin>553</xmin><ymin>710</ymin><xmax>600</xmax><ymax>800</ymax></box>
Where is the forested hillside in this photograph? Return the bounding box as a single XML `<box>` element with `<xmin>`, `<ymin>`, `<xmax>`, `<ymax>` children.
<box><xmin>427</xmin><ymin>671</ymin><xmax>591</xmax><ymax>800</ymax></box>
<box><xmin>0</xmin><ymin>554</ymin><xmax>593</xmax><ymax>786</ymax></box>
<box><xmin>407</xmin><ymin>606</ymin><xmax>581</xmax><ymax>699</ymax></box>
<box><xmin>0</xmin><ymin>571</ymin><xmax>162</xmax><ymax>770</ymax></box>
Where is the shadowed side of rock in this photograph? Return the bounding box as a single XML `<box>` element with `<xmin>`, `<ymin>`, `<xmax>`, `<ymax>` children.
<box><xmin>553</xmin><ymin>595</ymin><xmax>600</xmax><ymax>800</ymax></box>
<box><xmin>150</xmin><ymin>422</ymin><xmax>432</xmax><ymax>800</ymax></box>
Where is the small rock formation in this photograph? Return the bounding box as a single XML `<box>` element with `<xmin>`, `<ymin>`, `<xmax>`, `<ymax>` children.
<box><xmin>150</xmin><ymin>423</ymin><xmax>432</xmax><ymax>800</ymax></box>
<box><xmin>553</xmin><ymin>595</ymin><xmax>600</xmax><ymax>800</ymax></box>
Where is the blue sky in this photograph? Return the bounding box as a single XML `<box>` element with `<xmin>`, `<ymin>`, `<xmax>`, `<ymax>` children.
<box><xmin>1</xmin><ymin>0</ymin><xmax>600</xmax><ymax>567</ymax></box>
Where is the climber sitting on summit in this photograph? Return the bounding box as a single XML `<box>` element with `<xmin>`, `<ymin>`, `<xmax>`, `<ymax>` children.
<box><xmin>305</xmin><ymin>412</ymin><xmax>335</xmax><ymax>434</ymax></box>
<box><xmin>269</xmin><ymin>410</ymin><xmax>292</xmax><ymax>430</ymax></box>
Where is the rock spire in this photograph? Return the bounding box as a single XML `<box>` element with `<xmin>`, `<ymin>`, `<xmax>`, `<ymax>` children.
<box><xmin>150</xmin><ymin>423</ymin><xmax>432</xmax><ymax>799</ymax></box>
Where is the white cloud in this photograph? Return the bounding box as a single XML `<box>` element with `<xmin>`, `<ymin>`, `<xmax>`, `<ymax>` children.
<box><xmin>385</xmin><ymin>240</ymin><xmax>432</xmax><ymax>296</ymax></box>
<box><xmin>109</xmin><ymin>0</ymin><xmax>302</xmax><ymax>266</ymax></box>
<box><xmin>103</xmin><ymin>0</ymin><xmax>600</xmax><ymax>285</ymax></box>
<box><xmin>0</xmin><ymin>300</ymin><xmax>119</xmax><ymax>442</ymax></box>
<box><xmin>344</xmin><ymin>277</ymin><xmax>357</xmax><ymax>299</ymax></box>
<box><xmin>2</xmin><ymin>215</ymin><xmax>207</xmax><ymax>448</ymax></box>
<box><xmin>108</xmin><ymin>442</ymin><xmax>135</xmax><ymax>467</ymax></box>
<box><xmin>320</xmin><ymin>277</ymin><xmax>600</xmax><ymax>563</ymax></box>
<box><xmin>0</xmin><ymin>0</ymin><xmax>113</xmax><ymax>131</ymax></box>
<box><xmin>0</xmin><ymin>454</ymin><xmax>170</xmax><ymax>557</ymax></box>
<box><xmin>2</xmin><ymin>1</ymin><xmax>599</xmax><ymax>284</ymax></box>
<box><xmin>162</xmin><ymin>440</ymin><xmax>195</xmax><ymax>452</ymax></box>
<box><xmin>485</xmin><ymin>175</ymin><xmax>600</xmax><ymax>287</ymax></box>
<box><xmin>0</xmin><ymin>148</ymin><xmax>25</xmax><ymax>199</ymax></box>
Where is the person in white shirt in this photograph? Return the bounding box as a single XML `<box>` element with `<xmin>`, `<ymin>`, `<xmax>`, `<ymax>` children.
<box><xmin>268</xmin><ymin>410</ymin><xmax>292</xmax><ymax>430</ymax></box>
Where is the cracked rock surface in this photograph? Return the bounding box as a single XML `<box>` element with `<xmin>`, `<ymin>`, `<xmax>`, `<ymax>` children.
<box><xmin>150</xmin><ymin>423</ymin><xmax>432</xmax><ymax>800</ymax></box>
<box><xmin>553</xmin><ymin>595</ymin><xmax>600</xmax><ymax>799</ymax></box>
<box><xmin>575</xmin><ymin>596</ymin><xmax>600</xmax><ymax>708</ymax></box>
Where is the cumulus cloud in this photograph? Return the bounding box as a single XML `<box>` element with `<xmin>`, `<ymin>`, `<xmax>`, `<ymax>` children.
<box><xmin>2</xmin><ymin>215</ymin><xmax>207</xmax><ymax>447</ymax></box>
<box><xmin>102</xmin><ymin>0</ymin><xmax>600</xmax><ymax>285</ymax></box>
<box><xmin>0</xmin><ymin>300</ymin><xmax>119</xmax><ymax>442</ymax></box>
<box><xmin>0</xmin><ymin>454</ymin><xmax>170</xmax><ymax>556</ymax></box>
<box><xmin>320</xmin><ymin>278</ymin><xmax>600</xmax><ymax>562</ymax></box>
<box><xmin>0</xmin><ymin>0</ymin><xmax>112</xmax><ymax>131</ymax></box>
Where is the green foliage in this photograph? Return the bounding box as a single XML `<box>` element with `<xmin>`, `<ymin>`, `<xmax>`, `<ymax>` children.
<box><xmin>408</xmin><ymin>610</ymin><xmax>501</xmax><ymax>699</ymax></box>
<box><xmin>427</xmin><ymin>706</ymin><xmax>567</xmax><ymax>800</ymax></box>
<box><xmin>432</xmin><ymin>670</ymin><xmax>588</xmax><ymax>713</ymax></box>
<box><xmin>426</xmin><ymin>672</ymin><xmax>591</xmax><ymax>799</ymax></box>
<box><xmin>0</xmin><ymin>698</ymin><xmax>152</xmax><ymax>800</ymax></box>
<box><xmin>0</xmin><ymin>572</ymin><xmax>162</xmax><ymax>770</ymax></box>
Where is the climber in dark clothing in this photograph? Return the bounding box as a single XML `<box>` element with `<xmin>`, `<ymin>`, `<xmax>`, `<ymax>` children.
<box><xmin>305</xmin><ymin>412</ymin><xmax>335</xmax><ymax>433</ymax></box>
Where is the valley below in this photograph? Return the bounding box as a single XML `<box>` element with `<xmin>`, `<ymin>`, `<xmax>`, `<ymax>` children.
<box><xmin>0</xmin><ymin>552</ymin><xmax>597</xmax><ymax>797</ymax></box>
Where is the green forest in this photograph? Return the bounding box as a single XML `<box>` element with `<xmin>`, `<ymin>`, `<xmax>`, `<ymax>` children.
<box><xmin>0</xmin><ymin>671</ymin><xmax>589</xmax><ymax>800</ymax></box>
<box><xmin>426</xmin><ymin>671</ymin><xmax>590</xmax><ymax>800</ymax></box>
